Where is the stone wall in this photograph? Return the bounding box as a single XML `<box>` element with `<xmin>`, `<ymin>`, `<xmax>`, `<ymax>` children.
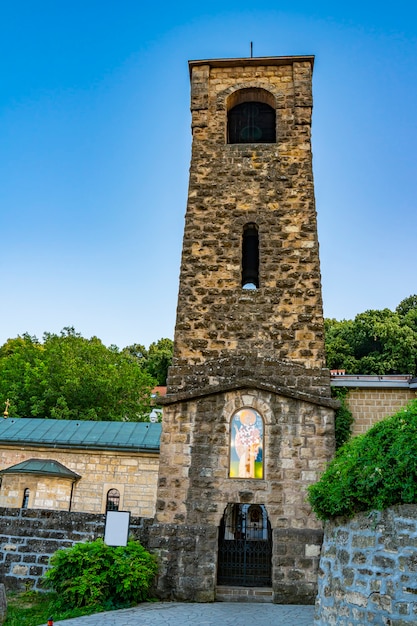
<box><xmin>174</xmin><ymin>58</ymin><xmax>326</xmax><ymax>371</ymax></box>
<box><xmin>155</xmin><ymin>56</ymin><xmax>335</xmax><ymax>604</ymax></box>
<box><xmin>0</xmin><ymin>507</ymin><xmax>151</xmax><ymax>591</ymax></box>
<box><xmin>315</xmin><ymin>505</ymin><xmax>417</xmax><ymax>625</ymax></box>
<box><xmin>156</xmin><ymin>386</ymin><xmax>334</xmax><ymax>602</ymax></box>
<box><xmin>0</xmin><ymin>445</ymin><xmax>159</xmax><ymax>517</ymax></box>
<box><xmin>167</xmin><ymin>354</ymin><xmax>332</xmax><ymax>400</ymax></box>
<box><xmin>347</xmin><ymin>388</ymin><xmax>416</xmax><ymax>436</ymax></box>
<box><xmin>1</xmin><ymin>473</ymin><xmax>74</xmax><ymax>511</ymax></box>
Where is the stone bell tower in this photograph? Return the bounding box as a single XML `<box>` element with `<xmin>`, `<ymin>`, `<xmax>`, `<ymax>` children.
<box><xmin>151</xmin><ymin>56</ymin><xmax>337</xmax><ymax>604</ymax></box>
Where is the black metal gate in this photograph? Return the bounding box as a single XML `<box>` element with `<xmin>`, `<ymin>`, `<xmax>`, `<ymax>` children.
<box><xmin>217</xmin><ymin>503</ymin><xmax>272</xmax><ymax>587</ymax></box>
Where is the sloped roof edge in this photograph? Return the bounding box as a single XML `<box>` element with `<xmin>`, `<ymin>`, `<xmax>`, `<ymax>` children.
<box><xmin>0</xmin><ymin>418</ymin><xmax>161</xmax><ymax>452</ymax></box>
<box><xmin>160</xmin><ymin>377</ymin><xmax>338</xmax><ymax>409</ymax></box>
<box><xmin>0</xmin><ymin>458</ymin><xmax>80</xmax><ymax>480</ymax></box>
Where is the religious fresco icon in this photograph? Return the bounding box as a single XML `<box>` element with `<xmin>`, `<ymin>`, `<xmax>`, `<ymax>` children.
<box><xmin>229</xmin><ymin>408</ymin><xmax>264</xmax><ymax>479</ymax></box>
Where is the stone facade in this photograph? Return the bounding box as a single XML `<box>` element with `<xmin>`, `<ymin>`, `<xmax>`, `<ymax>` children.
<box><xmin>173</xmin><ymin>57</ymin><xmax>326</xmax><ymax>370</ymax></box>
<box><xmin>315</xmin><ymin>505</ymin><xmax>417</xmax><ymax>625</ymax></box>
<box><xmin>154</xmin><ymin>56</ymin><xmax>336</xmax><ymax>604</ymax></box>
<box><xmin>0</xmin><ymin>445</ymin><xmax>159</xmax><ymax>517</ymax></box>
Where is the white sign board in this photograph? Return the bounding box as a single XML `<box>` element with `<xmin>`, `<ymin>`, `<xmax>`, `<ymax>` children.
<box><xmin>104</xmin><ymin>511</ymin><xmax>130</xmax><ymax>546</ymax></box>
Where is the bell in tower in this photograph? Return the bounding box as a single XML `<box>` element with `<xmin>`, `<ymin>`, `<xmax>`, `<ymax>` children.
<box><xmin>150</xmin><ymin>55</ymin><xmax>337</xmax><ymax>605</ymax></box>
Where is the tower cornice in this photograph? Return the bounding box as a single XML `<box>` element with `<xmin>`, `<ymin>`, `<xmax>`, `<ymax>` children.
<box><xmin>159</xmin><ymin>378</ymin><xmax>338</xmax><ymax>409</ymax></box>
<box><xmin>188</xmin><ymin>55</ymin><xmax>315</xmax><ymax>76</ymax></box>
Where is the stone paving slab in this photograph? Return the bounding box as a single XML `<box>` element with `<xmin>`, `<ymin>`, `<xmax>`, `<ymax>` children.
<box><xmin>52</xmin><ymin>602</ymin><xmax>314</xmax><ymax>626</ymax></box>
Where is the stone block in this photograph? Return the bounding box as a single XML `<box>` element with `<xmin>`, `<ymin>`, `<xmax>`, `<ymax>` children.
<box><xmin>305</xmin><ymin>544</ymin><xmax>321</xmax><ymax>558</ymax></box>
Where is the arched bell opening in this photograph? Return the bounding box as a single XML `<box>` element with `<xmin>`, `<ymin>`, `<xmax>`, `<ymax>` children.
<box><xmin>217</xmin><ymin>503</ymin><xmax>272</xmax><ymax>587</ymax></box>
<box><xmin>227</xmin><ymin>88</ymin><xmax>276</xmax><ymax>144</ymax></box>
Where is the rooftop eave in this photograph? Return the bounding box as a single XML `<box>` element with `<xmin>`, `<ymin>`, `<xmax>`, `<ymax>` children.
<box><xmin>188</xmin><ymin>55</ymin><xmax>315</xmax><ymax>76</ymax></box>
<box><xmin>330</xmin><ymin>374</ymin><xmax>417</xmax><ymax>389</ymax></box>
<box><xmin>0</xmin><ymin>468</ymin><xmax>81</xmax><ymax>481</ymax></box>
<box><xmin>0</xmin><ymin>441</ymin><xmax>160</xmax><ymax>454</ymax></box>
<box><xmin>160</xmin><ymin>377</ymin><xmax>337</xmax><ymax>409</ymax></box>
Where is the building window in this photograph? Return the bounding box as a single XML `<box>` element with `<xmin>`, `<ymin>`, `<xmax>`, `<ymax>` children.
<box><xmin>22</xmin><ymin>488</ymin><xmax>30</xmax><ymax>509</ymax></box>
<box><xmin>106</xmin><ymin>489</ymin><xmax>120</xmax><ymax>511</ymax></box>
<box><xmin>229</xmin><ymin>408</ymin><xmax>264</xmax><ymax>479</ymax></box>
<box><xmin>242</xmin><ymin>223</ymin><xmax>259</xmax><ymax>289</ymax></box>
<box><xmin>228</xmin><ymin>101</ymin><xmax>276</xmax><ymax>144</ymax></box>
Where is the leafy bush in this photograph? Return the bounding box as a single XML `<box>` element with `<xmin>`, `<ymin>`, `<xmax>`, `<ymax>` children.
<box><xmin>43</xmin><ymin>539</ymin><xmax>158</xmax><ymax>611</ymax></box>
<box><xmin>308</xmin><ymin>399</ymin><xmax>417</xmax><ymax>520</ymax></box>
<box><xmin>333</xmin><ymin>387</ymin><xmax>354</xmax><ymax>449</ymax></box>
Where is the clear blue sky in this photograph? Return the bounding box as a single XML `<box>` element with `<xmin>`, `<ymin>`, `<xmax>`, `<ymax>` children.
<box><xmin>1</xmin><ymin>1</ymin><xmax>416</xmax><ymax>349</ymax></box>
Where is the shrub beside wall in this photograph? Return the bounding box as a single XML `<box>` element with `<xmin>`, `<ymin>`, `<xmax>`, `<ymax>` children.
<box><xmin>308</xmin><ymin>401</ymin><xmax>417</xmax><ymax>521</ymax></box>
<box><xmin>0</xmin><ymin>507</ymin><xmax>151</xmax><ymax>591</ymax></box>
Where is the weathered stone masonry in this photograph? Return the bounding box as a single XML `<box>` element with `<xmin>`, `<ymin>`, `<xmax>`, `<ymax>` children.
<box><xmin>0</xmin><ymin>507</ymin><xmax>150</xmax><ymax>590</ymax></box>
<box><xmin>315</xmin><ymin>505</ymin><xmax>417</xmax><ymax>625</ymax></box>
<box><xmin>151</xmin><ymin>57</ymin><xmax>337</xmax><ymax>604</ymax></box>
<box><xmin>173</xmin><ymin>59</ymin><xmax>326</xmax><ymax>369</ymax></box>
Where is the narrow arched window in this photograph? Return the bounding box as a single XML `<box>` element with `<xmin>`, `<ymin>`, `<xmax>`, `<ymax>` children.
<box><xmin>22</xmin><ymin>488</ymin><xmax>30</xmax><ymax>509</ymax></box>
<box><xmin>106</xmin><ymin>488</ymin><xmax>120</xmax><ymax>511</ymax></box>
<box><xmin>242</xmin><ymin>223</ymin><xmax>259</xmax><ymax>289</ymax></box>
<box><xmin>229</xmin><ymin>408</ymin><xmax>264</xmax><ymax>479</ymax></box>
<box><xmin>228</xmin><ymin>101</ymin><xmax>276</xmax><ymax>144</ymax></box>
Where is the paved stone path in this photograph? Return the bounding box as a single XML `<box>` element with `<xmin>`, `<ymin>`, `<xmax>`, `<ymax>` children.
<box><xmin>53</xmin><ymin>602</ymin><xmax>315</xmax><ymax>625</ymax></box>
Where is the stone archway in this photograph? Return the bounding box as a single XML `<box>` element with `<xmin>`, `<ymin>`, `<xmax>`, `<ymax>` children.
<box><xmin>217</xmin><ymin>503</ymin><xmax>272</xmax><ymax>587</ymax></box>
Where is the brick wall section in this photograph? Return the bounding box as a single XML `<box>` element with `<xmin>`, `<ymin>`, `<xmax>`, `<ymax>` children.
<box><xmin>0</xmin><ymin>507</ymin><xmax>152</xmax><ymax>591</ymax></box>
<box><xmin>0</xmin><ymin>446</ymin><xmax>159</xmax><ymax>517</ymax></box>
<box><xmin>347</xmin><ymin>389</ymin><xmax>416</xmax><ymax>436</ymax></box>
<box><xmin>315</xmin><ymin>505</ymin><xmax>417</xmax><ymax>625</ymax></box>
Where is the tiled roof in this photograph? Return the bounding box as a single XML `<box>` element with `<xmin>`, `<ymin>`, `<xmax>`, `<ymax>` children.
<box><xmin>0</xmin><ymin>418</ymin><xmax>161</xmax><ymax>452</ymax></box>
<box><xmin>0</xmin><ymin>458</ymin><xmax>80</xmax><ymax>479</ymax></box>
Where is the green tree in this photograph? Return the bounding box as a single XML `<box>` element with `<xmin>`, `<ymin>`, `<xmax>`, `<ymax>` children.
<box><xmin>124</xmin><ymin>337</ymin><xmax>173</xmax><ymax>385</ymax></box>
<box><xmin>325</xmin><ymin>295</ymin><xmax>417</xmax><ymax>376</ymax></box>
<box><xmin>145</xmin><ymin>338</ymin><xmax>174</xmax><ymax>385</ymax></box>
<box><xmin>0</xmin><ymin>328</ymin><xmax>157</xmax><ymax>421</ymax></box>
<box><xmin>396</xmin><ymin>294</ymin><xmax>417</xmax><ymax>317</ymax></box>
<box><xmin>0</xmin><ymin>333</ymin><xmax>45</xmax><ymax>417</ymax></box>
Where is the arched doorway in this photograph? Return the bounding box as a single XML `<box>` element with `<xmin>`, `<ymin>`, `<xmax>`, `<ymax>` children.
<box><xmin>217</xmin><ymin>503</ymin><xmax>272</xmax><ymax>586</ymax></box>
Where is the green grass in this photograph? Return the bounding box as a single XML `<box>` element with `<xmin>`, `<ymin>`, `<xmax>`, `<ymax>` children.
<box><xmin>4</xmin><ymin>591</ymin><xmax>97</xmax><ymax>626</ymax></box>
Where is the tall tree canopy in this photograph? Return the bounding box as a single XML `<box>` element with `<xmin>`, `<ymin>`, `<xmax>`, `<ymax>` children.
<box><xmin>124</xmin><ymin>338</ymin><xmax>173</xmax><ymax>386</ymax></box>
<box><xmin>0</xmin><ymin>328</ymin><xmax>170</xmax><ymax>421</ymax></box>
<box><xmin>325</xmin><ymin>295</ymin><xmax>417</xmax><ymax>376</ymax></box>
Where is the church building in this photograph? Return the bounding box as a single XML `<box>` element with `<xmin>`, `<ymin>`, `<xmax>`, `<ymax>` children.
<box><xmin>150</xmin><ymin>55</ymin><xmax>337</xmax><ymax>603</ymax></box>
<box><xmin>1</xmin><ymin>56</ymin><xmax>415</xmax><ymax>600</ymax></box>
